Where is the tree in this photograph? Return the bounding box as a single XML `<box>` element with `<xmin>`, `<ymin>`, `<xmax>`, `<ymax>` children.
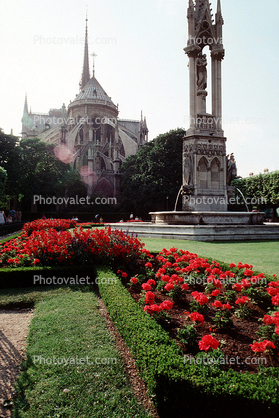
<box><xmin>0</xmin><ymin>130</ymin><xmax>20</xmax><ymax>198</ymax></box>
<box><xmin>56</xmin><ymin>168</ymin><xmax>87</xmax><ymax>200</ymax></box>
<box><xmin>120</xmin><ymin>128</ymin><xmax>186</xmax><ymax>214</ymax></box>
<box><xmin>0</xmin><ymin>166</ymin><xmax>7</xmax><ymax>207</ymax></box>
<box><xmin>0</xmin><ymin>133</ymin><xmax>87</xmax><ymax>212</ymax></box>
<box><xmin>232</xmin><ymin>171</ymin><xmax>279</xmax><ymax>216</ymax></box>
<box><xmin>16</xmin><ymin>138</ymin><xmax>86</xmax><ymax>211</ymax></box>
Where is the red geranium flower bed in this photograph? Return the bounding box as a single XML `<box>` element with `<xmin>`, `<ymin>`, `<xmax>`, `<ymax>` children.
<box><xmin>0</xmin><ymin>220</ymin><xmax>143</xmax><ymax>268</ymax></box>
<box><xmin>23</xmin><ymin>218</ymin><xmax>77</xmax><ymax>235</ymax></box>
<box><xmin>120</xmin><ymin>247</ymin><xmax>279</xmax><ymax>373</ymax></box>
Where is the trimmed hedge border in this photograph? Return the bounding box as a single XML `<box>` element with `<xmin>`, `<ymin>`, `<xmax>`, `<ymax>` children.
<box><xmin>97</xmin><ymin>266</ymin><xmax>279</xmax><ymax>418</ymax></box>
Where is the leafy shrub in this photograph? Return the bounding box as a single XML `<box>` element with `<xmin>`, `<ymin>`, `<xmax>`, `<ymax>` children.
<box><xmin>177</xmin><ymin>324</ymin><xmax>198</xmax><ymax>346</ymax></box>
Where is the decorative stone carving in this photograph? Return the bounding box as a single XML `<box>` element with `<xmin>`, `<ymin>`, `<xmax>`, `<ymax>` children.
<box><xmin>226</xmin><ymin>153</ymin><xmax>237</xmax><ymax>185</ymax></box>
<box><xmin>196</xmin><ymin>53</ymin><xmax>207</xmax><ymax>91</ymax></box>
<box><xmin>182</xmin><ymin>184</ymin><xmax>194</xmax><ymax>195</ymax></box>
<box><xmin>183</xmin><ymin>152</ymin><xmax>194</xmax><ymax>186</ymax></box>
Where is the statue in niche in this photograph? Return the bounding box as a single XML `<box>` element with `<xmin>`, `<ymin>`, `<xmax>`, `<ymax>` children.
<box><xmin>196</xmin><ymin>53</ymin><xmax>207</xmax><ymax>91</ymax></box>
<box><xmin>183</xmin><ymin>152</ymin><xmax>194</xmax><ymax>186</ymax></box>
<box><xmin>226</xmin><ymin>153</ymin><xmax>237</xmax><ymax>185</ymax></box>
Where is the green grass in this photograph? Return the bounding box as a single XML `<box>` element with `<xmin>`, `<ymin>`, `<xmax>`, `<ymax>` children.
<box><xmin>0</xmin><ymin>286</ymin><xmax>76</xmax><ymax>308</ymax></box>
<box><xmin>9</xmin><ymin>286</ymin><xmax>151</xmax><ymax>418</ymax></box>
<box><xmin>141</xmin><ymin>238</ymin><xmax>279</xmax><ymax>276</ymax></box>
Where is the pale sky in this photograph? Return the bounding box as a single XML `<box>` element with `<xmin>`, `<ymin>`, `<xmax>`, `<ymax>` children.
<box><xmin>0</xmin><ymin>0</ymin><xmax>278</xmax><ymax>178</ymax></box>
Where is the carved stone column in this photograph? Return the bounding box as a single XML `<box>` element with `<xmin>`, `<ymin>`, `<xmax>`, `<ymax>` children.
<box><xmin>184</xmin><ymin>46</ymin><xmax>200</xmax><ymax>133</ymax></box>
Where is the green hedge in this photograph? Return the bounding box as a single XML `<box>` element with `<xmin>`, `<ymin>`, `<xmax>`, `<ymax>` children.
<box><xmin>97</xmin><ymin>267</ymin><xmax>279</xmax><ymax>418</ymax></box>
<box><xmin>232</xmin><ymin>171</ymin><xmax>279</xmax><ymax>208</ymax></box>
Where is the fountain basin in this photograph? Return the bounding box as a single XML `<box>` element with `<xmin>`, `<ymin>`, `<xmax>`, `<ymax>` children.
<box><xmin>149</xmin><ymin>211</ymin><xmax>265</xmax><ymax>225</ymax></box>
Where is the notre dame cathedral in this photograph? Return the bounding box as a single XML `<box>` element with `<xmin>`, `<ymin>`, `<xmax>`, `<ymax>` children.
<box><xmin>21</xmin><ymin>17</ymin><xmax>148</xmax><ymax>198</ymax></box>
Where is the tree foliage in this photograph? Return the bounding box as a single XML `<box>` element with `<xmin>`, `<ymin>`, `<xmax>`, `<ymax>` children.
<box><xmin>0</xmin><ymin>130</ymin><xmax>20</xmax><ymax>197</ymax></box>
<box><xmin>232</xmin><ymin>171</ymin><xmax>279</xmax><ymax>208</ymax></box>
<box><xmin>120</xmin><ymin>128</ymin><xmax>186</xmax><ymax>213</ymax></box>
<box><xmin>0</xmin><ymin>132</ymin><xmax>86</xmax><ymax>210</ymax></box>
<box><xmin>0</xmin><ymin>166</ymin><xmax>7</xmax><ymax>206</ymax></box>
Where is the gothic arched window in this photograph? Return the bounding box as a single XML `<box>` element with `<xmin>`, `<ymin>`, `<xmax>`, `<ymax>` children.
<box><xmin>211</xmin><ymin>157</ymin><xmax>220</xmax><ymax>189</ymax></box>
<box><xmin>198</xmin><ymin>157</ymin><xmax>208</xmax><ymax>189</ymax></box>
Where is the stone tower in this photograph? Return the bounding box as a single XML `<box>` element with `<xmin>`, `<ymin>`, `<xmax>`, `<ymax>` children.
<box><xmin>183</xmin><ymin>0</ymin><xmax>227</xmax><ymax>211</ymax></box>
<box><xmin>66</xmin><ymin>16</ymin><xmax>148</xmax><ymax>198</ymax></box>
<box><xmin>67</xmin><ymin>15</ymin><xmax>120</xmax><ymax>197</ymax></box>
<box><xmin>21</xmin><ymin>15</ymin><xmax>148</xmax><ymax>200</ymax></box>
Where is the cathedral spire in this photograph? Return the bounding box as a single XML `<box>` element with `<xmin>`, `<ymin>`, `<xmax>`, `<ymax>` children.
<box><xmin>80</xmin><ymin>13</ymin><xmax>90</xmax><ymax>90</ymax></box>
<box><xmin>23</xmin><ymin>93</ymin><xmax>29</xmax><ymax>114</ymax></box>
<box><xmin>91</xmin><ymin>52</ymin><xmax>97</xmax><ymax>78</ymax></box>
<box><xmin>216</xmin><ymin>0</ymin><xmax>224</xmax><ymax>27</ymax></box>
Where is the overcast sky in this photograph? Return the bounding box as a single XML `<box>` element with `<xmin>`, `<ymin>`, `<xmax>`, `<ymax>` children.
<box><xmin>0</xmin><ymin>0</ymin><xmax>278</xmax><ymax>178</ymax></box>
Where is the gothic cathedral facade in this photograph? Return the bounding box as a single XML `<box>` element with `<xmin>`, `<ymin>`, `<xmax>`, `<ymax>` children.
<box><xmin>21</xmin><ymin>17</ymin><xmax>148</xmax><ymax>198</ymax></box>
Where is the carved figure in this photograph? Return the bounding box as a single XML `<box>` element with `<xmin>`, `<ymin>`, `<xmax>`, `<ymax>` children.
<box><xmin>183</xmin><ymin>153</ymin><xmax>193</xmax><ymax>185</ymax></box>
<box><xmin>227</xmin><ymin>153</ymin><xmax>237</xmax><ymax>185</ymax></box>
<box><xmin>197</xmin><ymin>53</ymin><xmax>207</xmax><ymax>90</ymax></box>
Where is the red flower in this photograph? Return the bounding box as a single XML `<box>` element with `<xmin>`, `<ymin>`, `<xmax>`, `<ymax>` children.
<box><xmin>181</xmin><ymin>283</ymin><xmax>189</xmax><ymax>291</ymax></box>
<box><xmin>191</xmin><ymin>291</ymin><xmax>208</xmax><ymax>305</ymax></box>
<box><xmin>198</xmin><ymin>335</ymin><xmax>219</xmax><ymax>351</ymax></box>
<box><xmin>271</xmin><ymin>294</ymin><xmax>279</xmax><ymax>306</ymax></box>
<box><xmin>190</xmin><ymin>312</ymin><xmax>204</xmax><ymax>324</ymax></box>
<box><xmin>144</xmin><ymin>304</ymin><xmax>161</xmax><ymax>314</ymax></box>
<box><xmin>233</xmin><ymin>283</ymin><xmax>243</xmax><ymax>292</ymax></box>
<box><xmin>130</xmin><ymin>277</ymin><xmax>138</xmax><ymax>285</ymax></box>
<box><xmin>269</xmin><ymin>280</ymin><xmax>279</xmax><ymax>288</ymax></box>
<box><xmin>145</xmin><ymin>291</ymin><xmax>155</xmax><ymax>305</ymax></box>
<box><xmin>241</xmin><ymin>279</ymin><xmax>251</xmax><ymax>289</ymax></box>
<box><xmin>159</xmin><ymin>300</ymin><xmax>173</xmax><ymax>311</ymax></box>
<box><xmin>211</xmin><ymin>289</ymin><xmax>221</xmax><ymax>297</ymax></box>
<box><xmin>235</xmin><ymin>296</ymin><xmax>249</xmax><ymax>305</ymax></box>
<box><xmin>262</xmin><ymin>315</ymin><xmax>279</xmax><ymax>326</ymax></box>
<box><xmin>121</xmin><ymin>272</ymin><xmax>128</xmax><ymax>278</ymax></box>
<box><xmin>142</xmin><ymin>283</ymin><xmax>151</xmax><ymax>291</ymax></box>
<box><xmin>165</xmin><ymin>283</ymin><xmax>174</xmax><ymax>291</ymax></box>
<box><xmin>250</xmin><ymin>340</ymin><xmax>275</xmax><ymax>353</ymax></box>
<box><xmin>229</xmin><ymin>263</ymin><xmax>236</xmax><ymax>268</ymax></box>
<box><xmin>145</xmin><ymin>262</ymin><xmax>153</xmax><ymax>269</ymax></box>
<box><xmin>212</xmin><ymin>300</ymin><xmax>223</xmax><ymax>309</ymax></box>
<box><xmin>147</xmin><ymin>279</ymin><xmax>156</xmax><ymax>286</ymax></box>
<box><xmin>267</xmin><ymin>287</ymin><xmax>279</xmax><ymax>296</ymax></box>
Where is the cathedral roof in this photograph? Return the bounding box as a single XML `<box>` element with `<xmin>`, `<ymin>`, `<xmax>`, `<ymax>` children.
<box><xmin>72</xmin><ymin>76</ymin><xmax>117</xmax><ymax>109</ymax></box>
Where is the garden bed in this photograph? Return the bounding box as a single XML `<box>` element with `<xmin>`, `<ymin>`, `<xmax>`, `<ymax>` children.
<box><xmin>126</xmin><ymin>276</ymin><xmax>277</xmax><ymax>372</ymax></box>
<box><xmin>1</xmin><ymin>220</ymin><xmax>279</xmax><ymax>417</ymax></box>
<box><xmin>118</xmin><ymin>248</ymin><xmax>279</xmax><ymax>373</ymax></box>
<box><xmin>98</xmin><ymin>268</ymin><xmax>279</xmax><ymax>418</ymax></box>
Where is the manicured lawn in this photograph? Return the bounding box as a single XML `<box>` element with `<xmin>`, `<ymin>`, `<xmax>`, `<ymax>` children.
<box><xmin>141</xmin><ymin>238</ymin><xmax>279</xmax><ymax>276</ymax></box>
<box><xmin>8</xmin><ymin>286</ymin><xmax>151</xmax><ymax>418</ymax></box>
